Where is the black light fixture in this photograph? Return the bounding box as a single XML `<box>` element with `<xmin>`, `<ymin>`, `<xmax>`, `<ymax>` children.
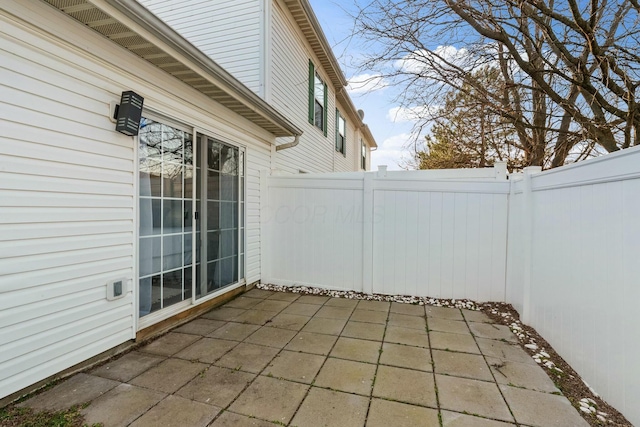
<box><xmin>114</xmin><ymin>91</ymin><xmax>144</xmax><ymax>136</ymax></box>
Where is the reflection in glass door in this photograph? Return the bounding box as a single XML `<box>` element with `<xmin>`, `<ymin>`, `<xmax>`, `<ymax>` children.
<box><xmin>138</xmin><ymin>118</ymin><xmax>193</xmax><ymax>317</ymax></box>
<box><xmin>138</xmin><ymin>119</ymin><xmax>245</xmax><ymax>320</ymax></box>
<box><xmin>195</xmin><ymin>135</ymin><xmax>245</xmax><ymax>299</ymax></box>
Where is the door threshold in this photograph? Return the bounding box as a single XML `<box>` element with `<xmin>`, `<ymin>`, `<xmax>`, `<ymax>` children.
<box><xmin>136</xmin><ymin>284</ymin><xmax>246</xmax><ymax>342</ymax></box>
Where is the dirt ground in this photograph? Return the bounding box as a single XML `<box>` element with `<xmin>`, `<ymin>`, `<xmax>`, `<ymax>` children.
<box><xmin>480</xmin><ymin>302</ymin><xmax>632</xmax><ymax>427</ymax></box>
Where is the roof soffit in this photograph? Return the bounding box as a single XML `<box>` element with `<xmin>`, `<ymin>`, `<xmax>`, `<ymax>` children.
<box><xmin>40</xmin><ymin>0</ymin><xmax>302</xmax><ymax>138</ymax></box>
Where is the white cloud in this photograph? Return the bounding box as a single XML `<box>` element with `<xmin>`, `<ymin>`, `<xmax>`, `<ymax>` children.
<box><xmin>347</xmin><ymin>73</ymin><xmax>388</xmax><ymax>94</ymax></box>
<box><xmin>394</xmin><ymin>46</ymin><xmax>472</xmax><ymax>75</ymax></box>
<box><xmin>434</xmin><ymin>45</ymin><xmax>471</xmax><ymax>65</ymax></box>
<box><xmin>387</xmin><ymin>105</ymin><xmax>439</xmax><ymax>123</ymax></box>
<box><xmin>370</xmin><ymin>133</ymin><xmax>413</xmax><ymax>170</ymax></box>
<box><xmin>394</xmin><ymin>51</ymin><xmax>425</xmax><ymax>74</ymax></box>
<box><xmin>381</xmin><ymin>133</ymin><xmax>411</xmax><ymax>149</ymax></box>
<box><xmin>395</xmin><ymin>44</ymin><xmax>531</xmax><ymax>81</ymax></box>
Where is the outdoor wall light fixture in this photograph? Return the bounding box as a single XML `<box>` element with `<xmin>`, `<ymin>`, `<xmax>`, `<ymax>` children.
<box><xmin>114</xmin><ymin>90</ymin><xmax>144</xmax><ymax>136</ymax></box>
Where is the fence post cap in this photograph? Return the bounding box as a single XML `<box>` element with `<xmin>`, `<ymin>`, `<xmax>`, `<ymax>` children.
<box><xmin>523</xmin><ymin>166</ymin><xmax>542</xmax><ymax>175</ymax></box>
<box><xmin>493</xmin><ymin>161</ymin><xmax>508</xmax><ymax>180</ymax></box>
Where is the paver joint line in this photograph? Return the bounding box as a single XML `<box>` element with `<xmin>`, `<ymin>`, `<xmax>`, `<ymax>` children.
<box><xmin>13</xmin><ymin>288</ymin><xmax>594</xmax><ymax>427</ymax></box>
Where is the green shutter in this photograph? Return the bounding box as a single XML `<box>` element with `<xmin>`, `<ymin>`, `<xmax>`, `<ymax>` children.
<box><xmin>343</xmin><ymin>121</ymin><xmax>346</xmax><ymax>155</ymax></box>
<box><xmin>308</xmin><ymin>60</ymin><xmax>315</xmax><ymax>125</ymax></box>
<box><xmin>323</xmin><ymin>82</ymin><xmax>328</xmax><ymax>136</ymax></box>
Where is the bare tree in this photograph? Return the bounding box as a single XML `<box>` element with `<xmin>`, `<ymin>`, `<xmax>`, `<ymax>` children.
<box><xmin>352</xmin><ymin>0</ymin><xmax>639</xmax><ymax>168</ymax></box>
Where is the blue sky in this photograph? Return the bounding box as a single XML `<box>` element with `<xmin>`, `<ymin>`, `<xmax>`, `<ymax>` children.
<box><xmin>308</xmin><ymin>0</ymin><xmax>417</xmax><ymax>170</ymax></box>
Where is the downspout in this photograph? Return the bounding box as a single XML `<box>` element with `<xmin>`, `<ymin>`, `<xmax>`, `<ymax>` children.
<box><xmin>275</xmin><ymin>134</ymin><xmax>301</xmax><ymax>151</ymax></box>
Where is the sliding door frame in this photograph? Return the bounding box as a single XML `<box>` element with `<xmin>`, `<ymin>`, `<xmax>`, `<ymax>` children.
<box><xmin>136</xmin><ymin>113</ymin><xmax>246</xmax><ymax>331</ymax></box>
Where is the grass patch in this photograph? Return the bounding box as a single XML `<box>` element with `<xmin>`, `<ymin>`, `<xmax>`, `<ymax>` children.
<box><xmin>0</xmin><ymin>405</ymin><xmax>103</xmax><ymax>427</ymax></box>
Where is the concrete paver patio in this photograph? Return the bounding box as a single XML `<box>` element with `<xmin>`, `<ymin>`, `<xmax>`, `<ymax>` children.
<box><xmin>19</xmin><ymin>288</ymin><xmax>589</xmax><ymax>426</ymax></box>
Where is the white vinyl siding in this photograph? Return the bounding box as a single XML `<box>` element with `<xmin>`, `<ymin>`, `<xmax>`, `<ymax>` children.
<box><xmin>140</xmin><ymin>0</ymin><xmax>364</xmax><ymax>174</ymax></box>
<box><xmin>0</xmin><ymin>14</ymin><xmax>135</xmax><ymax>399</ymax></box>
<box><xmin>332</xmin><ymin>101</ymin><xmax>364</xmax><ymax>172</ymax></box>
<box><xmin>139</xmin><ymin>0</ymin><xmax>264</xmax><ymax>96</ymax></box>
<box><xmin>0</xmin><ymin>1</ymin><xmax>274</xmax><ymax>400</ymax></box>
<box><xmin>245</xmin><ymin>148</ymin><xmax>270</xmax><ymax>284</ymax></box>
<box><xmin>271</xmin><ymin>1</ymin><xmax>342</xmax><ymax>173</ymax></box>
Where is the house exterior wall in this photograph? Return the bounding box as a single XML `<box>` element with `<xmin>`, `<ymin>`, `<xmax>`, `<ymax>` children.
<box><xmin>140</xmin><ymin>0</ymin><xmax>372</xmax><ymax>173</ymax></box>
<box><xmin>0</xmin><ymin>1</ymin><xmax>274</xmax><ymax>400</ymax></box>
<box><xmin>334</xmin><ymin>99</ymin><xmax>364</xmax><ymax>173</ymax></box>
<box><xmin>270</xmin><ymin>0</ymin><xmax>333</xmax><ymax>173</ymax></box>
<box><xmin>270</xmin><ymin>0</ymin><xmax>368</xmax><ymax>174</ymax></box>
<box><xmin>139</xmin><ymin>0</ymin><xmax>265</xmax><ymax>96</ymax></box>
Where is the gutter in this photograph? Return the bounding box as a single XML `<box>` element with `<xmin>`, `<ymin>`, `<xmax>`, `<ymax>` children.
<box><xmin>276</xmin><ymin>134</ymin><xmax>301</xmax><ymax>151</ymax></box>
<box><xmin>298</xmin><ymin>0</ymin><xmax>348</xmax><ymax>87</ymax></box>
<box><xmin>361</xmin><ymin>124</ymin><xmax>377</xmax><ymax>149</ymax></box>
<box><xmin>96</xmin><ymin>0</ymin><xmax>303</xmax><ymax>138</ymax></box>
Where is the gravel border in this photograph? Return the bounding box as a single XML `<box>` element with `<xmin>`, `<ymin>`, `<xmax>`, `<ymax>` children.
<box><xmin>257</xmin><ymin>284</ymin><xmax>633</xmax><ymax>426</ymax></box>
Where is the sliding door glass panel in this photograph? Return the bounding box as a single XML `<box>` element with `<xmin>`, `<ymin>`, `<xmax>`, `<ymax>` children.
<box><xmin>196</xmin><ymin>135</ymin><xmax>244</xmax><ymax>299</ymax></box>
<box><xmin>138</xmin><ymin>236</ymin><xmax>161</xmax><ymax>277</ymax></box>
<box><xmin>162</xmin><ymin>270</ymin><xmax>183</xmax><ymax>307</ymax></box>
<box><xmin>139</xmin><ymin>117</ymin><xmax>193</xmax><ymax>317</ymax></box>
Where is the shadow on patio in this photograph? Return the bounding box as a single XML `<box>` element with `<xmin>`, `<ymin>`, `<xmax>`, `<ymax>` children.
<box><xmin>18</xmin><ymin>288</ymin><xmax>588</xmax><ymax>427</ymax></box>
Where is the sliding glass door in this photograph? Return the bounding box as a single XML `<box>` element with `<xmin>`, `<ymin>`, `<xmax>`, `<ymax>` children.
<box><xmin>138</xmin><ymin>117</ymin><xmax>244</xmax><ymax>320</ymax></box>
<box><xmin>195</xmin><ymin>135</ymin><xmax>244</xmax><ymax>299</ymax></box>
<box><xmin>138</xmin><ymin>118</ymin><xmax>193</xmax><ymax>317</ymax></box>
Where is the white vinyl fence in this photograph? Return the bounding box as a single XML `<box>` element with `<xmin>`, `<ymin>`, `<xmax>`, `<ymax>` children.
<box><xmin>506</xmin><ymin>149</ymin><xmax>640</xmax><ymax>425</ymax></box>
<box><xmin>261</xmin><ymin>148</ymin><xmax>640</xmax><ymax>425</ymax></box>
<box><xmin>262</xmin><ymin>163</ymin><xmax>510</xmax><ymax>301</ymax></box>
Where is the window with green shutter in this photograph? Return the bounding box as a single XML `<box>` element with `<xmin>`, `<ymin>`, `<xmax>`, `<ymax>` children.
<box><xmin>309</xmin><ymin>60</ymin><xmax>327</xmax><ymax>135</ymax></box>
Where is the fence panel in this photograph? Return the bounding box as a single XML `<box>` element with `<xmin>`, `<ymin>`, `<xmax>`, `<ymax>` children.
<box><xmin>505</xmin><ymin>180</ymin><xmax>524</xmax><ymax>313</ymax></box>
<box><xmin>264</xmin><ymin>175</ymin><xmax>365</xmax><ymax>291</ymax></box>
<box><xmin>265</xmin><ymin>166</ymin><xmax>510</xmax><ymax>301</ymax></box>
<box><xmin>520</xmin><ymin>148</ymin><xmax>640</xmax><ymax>424</ymax></box>
<box><xmin>370</xmin><ymin>180</ymin><xmax>509</xmax><ymax>300</ymax></box>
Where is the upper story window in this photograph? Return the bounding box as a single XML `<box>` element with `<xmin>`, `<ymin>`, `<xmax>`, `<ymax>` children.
<box><xmin>336</xmin><ymin>110</ymin><xmax>346</xmax><ymax>155</ymax></box>
<box><xmin>308</xmin><ymin>60</ymin><xmax>327</xmax><ymax>135</ymax></box>
<box><xmin>361</xmin><ymin>139</ymin><xmax>367</xmax><ymax>170</ymax></box>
